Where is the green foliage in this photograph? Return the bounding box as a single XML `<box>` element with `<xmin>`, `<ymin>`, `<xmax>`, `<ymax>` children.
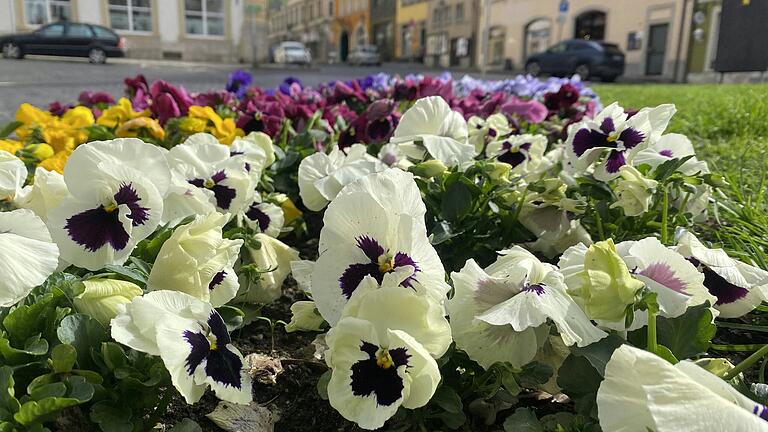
<box><xmin>629</xmin><ymin>303</ymin><xmax>716</xmax><ymax>360</ymax></box>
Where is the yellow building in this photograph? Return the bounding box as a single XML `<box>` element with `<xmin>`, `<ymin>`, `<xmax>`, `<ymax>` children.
<box><xmin>333</xmin><ymin>0</ymin><xmax>369</xmax><ymax>62</ymax></box>
<box><xmin>394</xmin><ymin>0</ymin><xmax>428</xmax><ymax>61</ymax></box>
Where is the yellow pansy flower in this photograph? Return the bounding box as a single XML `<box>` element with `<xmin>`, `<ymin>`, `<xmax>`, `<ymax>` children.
<box><xmin>116</xmin><ymin>117</ymin><xmax>165</xmax><ymax>140</ymax></box>
<box><xmin>0</xmin><ymin>139</ymin><xmax>23</xmax><ymax>155</ymax></box>
<box><xmin>186</xmin><ymin>105</ymin><xmax>244</xmax><ymax>145</ymax></box>
<box><xmin>38</xmin><ymin>149</ymin><xmax>72</xmax><ymax>174</ymax></box>
<box><xmin>97</xmin><ymin>98</ymin><xmax>148</xmax><ymax>129</ymax></box>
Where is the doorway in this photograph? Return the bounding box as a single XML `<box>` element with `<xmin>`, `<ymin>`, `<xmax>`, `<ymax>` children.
<box><xmin>340</xmin><ymin>31</ymin><xmax>349</xmax><ymax>62</ymax></box>
<box><xmin>646</xmin><ymin>23</ymin><xmax>668</xmax><ymax>75</ymax></box>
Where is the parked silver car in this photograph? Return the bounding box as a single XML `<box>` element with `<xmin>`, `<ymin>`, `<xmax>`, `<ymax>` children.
<box><xmin>347</xmin><ymin>44</ymin><xmax>381</xmax><ymax>66</ymax></box>
<box><xmin>273</xmin><ymin>41</ymin><xmax>311</xmax><ymax>65</ymax></box>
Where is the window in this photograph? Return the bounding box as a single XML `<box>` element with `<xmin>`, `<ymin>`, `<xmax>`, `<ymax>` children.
<box><xmin>455</xmin><ymin>4</ymin><xmax>464</xmax><ymax>22</ymax></box>
<box><xmin>37</xmin><ymin>23</ymin><xmax>65</xmax><ymax>37</ymax></box>
<box><xmin>92</xmin><ymin>26</ymin><xmax>119</xmax><ymax>41</ymax></box>
<box><xmin>574</xmin><ymin>10</ymin><xmax>606</xmax><ymax>41</ymax></box>
<box><xmin>67</xmin><ymin>23</ymin><xmax>93</xmax><ymax>37</ymax></box>
<box><xmin>328</xmin><ymin>0</ymin><xmax>333</xmax><ymax>16</ymax></box>
<box><xmin>24</xmin><ymin>0</ymin><xmax>70</xmax><ymax>25</ymax></box>
<box><xmin>109</xmin><ymin>0</ymin><xmax>152</xmax><ymax>32</ymax></box>
<box><xmin>185</xmin><ymin>0</ymin><xmax>225</xmax><ymax>36</ymax></box>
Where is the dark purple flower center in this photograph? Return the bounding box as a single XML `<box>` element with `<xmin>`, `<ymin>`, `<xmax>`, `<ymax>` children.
<box><xmin>350</xmin><ymin>341</ymin><xmax>410</xmax><ymax>407</ymax></box>
<box><xmin>188</xmin><ymin>170</ymin><xmax>237</xmax><ymax>210</ymax></box>
<box><xmin>523</xmin><ymin>283</ymin><xmax>546</xmax><ymax>295</ymax></box>
<box><xmin>571</xmin><ymin>118</ymin><xmax>645</xmax><ymax>173</ymax></box>
<box><xmin>687</xmin><ymin>257</ymin><xmax>749</xmax><ymax>305</ymax></box>
<box><xmin>182</xmin><ymin>311</ymin><xmax>242</xmax><ymax>389</ymax></box>
<box><xmin>338</xmin><ymin>236</ymin><xmax>420</xmax><ymax>299</ymax></box>
<box><xmin>65</xmin><ymin>183</ymin><xmax>148</xmax><ymax>252</ymax></box>
<box><xmin>497</xmin><ymin>142</ymin><xmax>531</xmax><ymax>168</ymax></box>
<box><xmin>245</xmin><ymin>203</ymin><xmax>271</xmax><ymax>232</ymax></box>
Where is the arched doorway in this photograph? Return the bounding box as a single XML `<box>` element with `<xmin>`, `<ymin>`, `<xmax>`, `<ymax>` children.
<box><xmin>523</xmin><ymin>18</ymin><xmax>551</xmax><ymax>59</ymax></box>
<box><xmin>340</xmin><ymin>31</ymin><xmax>349</xmax><ymax>61</ymax></box>
<box><xmin>574</xmin><ymin>11</ymin><xmax>606</xmax><ymax>40</ymax></box>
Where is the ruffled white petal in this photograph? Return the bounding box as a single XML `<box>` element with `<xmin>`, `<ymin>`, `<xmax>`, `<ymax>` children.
<box><xmin>0</xmin><ymin>150</ymin><xmax>27</xmax><ymax>200</ymax></box>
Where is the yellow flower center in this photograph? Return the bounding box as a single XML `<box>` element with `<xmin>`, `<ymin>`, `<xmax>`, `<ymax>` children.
<box><xmin>376</xmin><ymin>349</ymin><xmax>394</xmax><ymax>369</ymax></box>
<box><xmin>204</xmin><ymin>179</ymin><xmax>215</xmax><ymax>189</ymax></box>
<box><xmin>377</xmin><ymin>254</ymin><xmax>395</xmax><ymax>273</ymax></box>
<box><xmin>606</xmin><ymin>132</ymin><xmax>619</xmax><ymax>143</ymax></box>
<box><xmin>104</xmin><ymin>202</ymin><xmax>118</xmax><ymax>213</ymax></box>
<box><xmin>254</xmin><ymin>112</ymin><xmax>263</xmax><ymax>120</ymax></box>
<box><xmin>207</xmin><ymin>333</ymin><xmax>219</xmax><ymax>351</ymax></box>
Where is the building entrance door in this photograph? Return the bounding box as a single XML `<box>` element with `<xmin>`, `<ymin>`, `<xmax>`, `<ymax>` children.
<box><xmin>646</xmin><ymin>23</ymin><xmax>668</xmax><ymax>75</ymax></box>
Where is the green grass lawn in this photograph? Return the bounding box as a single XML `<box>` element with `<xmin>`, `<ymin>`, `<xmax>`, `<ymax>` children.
<box><xmin>595</xmin><ymin>83</ymin><xmax>768</xmax><ymax>266</ymax></box>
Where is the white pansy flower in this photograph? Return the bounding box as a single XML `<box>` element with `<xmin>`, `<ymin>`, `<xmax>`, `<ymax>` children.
<box><xmin>147</xmin><ymin>213</ymin><xmax>243</xmax><ymax>307</ymax></box>
<box><xmin>610</xmin><ymin>165</ymin><xmax>658</xmax><ymax>217</ymax></box>
<box><xmin>74</xmin><ymin>278</ymin><xmax>143</xmax><ymax>326</ymax></box>
<box><xmin>47</xmin><ymin>139</ymin><xmax>170</xmax><ymax>270</ymax></box>
<box><xmin>311</xmin><ymin>169</ymin><xmax>448</xmax><ymax>326</ymax></box>
<box><xmin>390</xmin><ymin>96</ymin><xmax>473</xmax><ymax>167</ymax></box>
<box><xmin>597</xmin><ymin>344</ymin><xmax>768</xmax><ymax>432</ymax></box>
<box><xmin>675</xmin><ymin>230</ymin><xmax>768</xmax><ymax>318</ymax></box>
<box><xmin>521</xmin><ymin>205</ymin><xmax>593</xmax><ymax>259</ymax></box>
<box><xmin>448</xmin><ymin>247</ymin><xmax>606</xmax><ymax>369</ymax></box>
<box><xmin>236</xmin><ymin>233</ymin><xmax>299</xmax><ymax>304</ymax></box>
<box><xmin>298</xmin><ymin>144</ymin><xmax>384</xmax><ymax>211</ymax></box>
<box><xmin>242</xmin><ymin>196</ymin><xmax>284</xmax><ymax>238</ymax></box>
<box><xmin>15</xmin><ymin>167</ymin><xmax>68</xmax><ymax>222</ymax></box>
<box><xmin>342</xmin><ymin>268</ymin><xmax>452</xmax><ymax>358</ymax></box>
<box><xmin>633</xmin><ymin>133</ymin><xmax>710</xmax><ymax>176</ymax></box>
<box><xmin>290</xmin><ymin>259</ymin><xmax>315</xmax><ymax>293</ymax></box>
<box><xmin>468</xmin><ymin>113</ymin><xmax>511</xmax><ymax>154</ymax></box>
<box><xmin>325</xmin><ymin>317</ymin><xmax>440</xmax><ymax>430</ymax></box>
<box><xmin>0</xmin><ymin>150</ymin><xmax>27</xmax><ymax>200</ymax></box>
<box><xmin>377</xmin><ymin>143</ymin><xmax>410</xmax><ymax>169</ymax></box>
<box><xmin>486</xmin><ymin>134</ymin><xmax>548</xmax><ymax>178</ymax></box>
<box><xmin>112</xmin><ymin>291</ymin><xmax>252</xmax><ymax>404</ymax></box>
<box><xmin>565</xmin><ymin>103</ymin><xmax>675</xmax><ymax>181</ymax></box>
<box><xmin>229</xmin><ymin>131</ymin><xmax>274</xmax><ymax>182</ymax></box>
<box><xmin>0</xmin><ymin>209</ymin><xmax>59</xmax><ymax>307</ymax></box>
<box><xmin>166</xmin><ymin>133</ymin><xmax>253</xmax><ymax>216</ymax></box>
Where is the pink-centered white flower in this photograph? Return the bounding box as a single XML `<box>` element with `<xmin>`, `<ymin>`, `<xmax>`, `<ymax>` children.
<box><xmin>597</xmin><ymin>345</ymin><xmax>768</xmax><ymax>432</ymax></box>
<box><xmin>448</xmin><ymin>247</ymin><xmax>606</xmax><ymax>369</ymax></box>
<box><xmin>47</xmin><ymin>138</ymin><xmax>170</xmax><ymax>270</ymax></box>
<box><xmin>311</xmin><ymin>168</ymin><xmax>449</xmax><ymax>326</ymax></box>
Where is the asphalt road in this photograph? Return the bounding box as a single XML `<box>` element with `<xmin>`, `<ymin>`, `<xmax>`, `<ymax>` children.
<box><xmin>0</xmin><ymin>56</ymin><xmax>514</xmax><ymax>124</ymax></box>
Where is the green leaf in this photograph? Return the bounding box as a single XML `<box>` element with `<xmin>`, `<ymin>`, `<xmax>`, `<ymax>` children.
<box><xmin>216</xmin><ymin>306</ymin><xmax>245</xmax><ymax>332</ymax></box>
<box><xmin>90</xmin><ymin>401</ymin><xmax>133</xmax><ymax>432</ymax></box>
<box><xmin>0</xmin><ymin>335</ymin><xmax>49</xmax><ymax>364</ymax></box>
<box><xmin>571</xmin><ymin>334</ymin><xmax>625</xmax><ymax>376</ymax></box>
<box><xmin>431</xmin><ymin>385</ymin><xmax>463</xmax><ymax>414</ymax></box>
<box><xmin>503</xmin><ymin>408</ymin><xmax>544</xmax><ymax>432</ymax></box>
<box><xmin>0</xmin><ymin>121</ymin><xmax>22</xmax><ymax>139</ymax></box>
<box><xmin>3</xmin><ymin>294</ymin><xmax>61</xmax><ymax>346</ymax></box>
<box><xmin>517</xmin><ymin>362</ymin><xmax>553</xmax><ymax>388</ymax></box>
<box><xmin>56</xmin><ymin>314</ymin><xmax>108</xmax><ymax>369</ymax></box>
<box><xmin>28</xmin><ymin>383</ymin><xmax>67</xmax><ymax>401</ymax></box>
<box><xmin>51</xmin><ymin>344</ymin><xmax>77</xmax><ymax>374</ymax></box>
<box><xmin>14</xmin><ymin>397</ymin><xmax>80</xmax><ymax>426</ymax></box>
<box><xmin>169</xmin><ymin>418</ymin><xmax>203</xmax><ymax>432</ymax></box>
<box><xmin>102</xmin><ymin>265</ymin><xmax>149</xmax><ymax>286</ymax></box>
<box><xmin>652</xmin><ymin>345</ymin><xmax>679</xmax><ymax>364</ymax></box>
<box><xmin>64</xmin><ymin>376</ymin><xmax>94</xmax><ymax>403</ymax></box>
<box><xmin>100</xmin><ymin>342</ymin><xmax>128</xmax><ymax>371</ymax></box>
<box><xmin>557</xmin><ymin>355</ymin><xmax>602</xmax><ymax>417</ymax></box>
<box><xmin>86</xmin><ymin>125</ymin><xmax>116</xmax><ymax>141</ymax></box>
<box><xmin>628</xmin><ymin>303</ymin><xmax>715</xmax><ymax>360</ymax></box>
<box><xmin>0</xmin><ymin>367</ymin><xmax>20</xmax><ymax>421</ymax></box>
<box><xmin>441</xmin><ymin>181</ymin><xmax>473</xmax><ymax>221</ymax></box>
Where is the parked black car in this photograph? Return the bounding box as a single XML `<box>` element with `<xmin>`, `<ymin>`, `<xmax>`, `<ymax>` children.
<box><xmin>1</xmin><ymin>22</ymin><xmax>125</xmax><ymax>64</ymax></box>
<box><xmin>525</xmin><ymin>39</ymin><xmax>625</xmax><ymax>82</ymax></box>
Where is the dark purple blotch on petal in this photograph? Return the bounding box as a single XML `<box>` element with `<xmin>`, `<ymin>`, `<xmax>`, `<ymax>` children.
<box><xmin>114</xmin><ymin>183</ymin><xmax>149</xmax><ymax>226</ymax></box>
<box><xmin>618</xmin><ymin>127</ymin><xmax>645</xmax><ymax>149</ymax></box>
<box><xmin>523</xmin><ymin>283</ymin><xmax>546</xmax><ymax>295</ymax></box>
<box><xmin>572</xmin><ymin>128</ymin><xmax>608</xmax><ymax>157</ymax></box>
<box><xmin>183</xmin><ymin>330</ymin><xmax>210</xmax><ymax>375</ymax></box>
<box><xmin>350</xmin><ymin>341</ymin><xmax>410</xmax><ymax>407</ymax></box>
<box><xmin>339</xmin><ymin>263</ymin><xmax>380</xmax><ymax>299</ymax></box>
<box><xmin>497</xmin><ymin>142</ymin><xmax>531</xmax><ymax>168</ymax></box>
<box><xmin>338</xmin><ymin>236</ymin><xmax>422</xmax><ymax>299</ymax></box>
<box><xmin>209</xmin><ymin>270</ymin><xmax>227</xmax><ymax>290</ymax></box>
<box><xmin>356</xmin><ymin>236</ymin><xmax>385</xmax><ymax>262</ymax></box>
<box><xmin>188</xmin><ymin>170</ymin><xmax>237</xmax><ymax>210</ymax></box>
<box><xmin>245</xmin><ymin>204</ymin><xmax>271</xmax><ymax>232</ymax></box>
<box><xmin>659</xmin><ymin>149</ymin><xmax>674</xmax><ymax>157</ymax></box>
<box><xmin>605</xmin><ymin>150</ymin><xmax>627</xmax><ymax>173</ymax></box>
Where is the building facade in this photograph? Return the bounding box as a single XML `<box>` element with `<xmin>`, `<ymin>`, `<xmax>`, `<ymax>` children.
<box><xmin>370</xmin><ymin>0</ymin><xmax>395</xmax><ymax>61</ymax></box>
<box><xmin>332</xmin><ymin>0</ymin><xmax>369</xmax><ymax>62</ymax></box>
<box><xmin>393</xmin><ymin>0</ymin><xmax>427</xmax><ymax>61</ymax></box>
<box><xmin>267</xmin><ymin>0</ymin><xmax>335</xmax><ymax>63</ymax></box>
<box><xmin>425</xmin><ymin>0</ymin><xmax>478</xmax><ymax>68</ymax></box>
<box><xmin>0</xmin><ymin>0</ymin><xmax>269</xmax><ymax>63</ymax></box>
<box><xmin>483</xmin><ymin>0</ymin><xmax>694</xmax><ymax>79</ymax></box>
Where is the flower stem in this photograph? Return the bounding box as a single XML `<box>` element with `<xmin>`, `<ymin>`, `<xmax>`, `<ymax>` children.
<box><xmin>594</xmin><ymin>204</ymin><xmax>605</xmax><ymax>241</ymax></box>
<box><xmin>723</xmin><ymin>343</ymin><xmax>768</xmax><ymax>381</ymax></box>
<box><xmin>660</xmin><ymin>186</ymin><xmax>669</xmax><ymax>244</ymax></box>
<box><xmin>647</xmin><ymin>308</ymin><xmax>658</xmax><ymax>354</ymax></box>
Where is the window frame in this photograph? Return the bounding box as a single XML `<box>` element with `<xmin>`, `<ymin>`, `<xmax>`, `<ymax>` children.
<box><xmin>184</xmin><ymin>0</ymin><xmax>227</xmax><ymax>38</ymax></box>
<box><xmin>108</xmin><ymin>0</ymin><xmax>154</xmax><ymax>34</ymax></box>
<box><xmin>23</xmin><ymin>0</ymin><xmax>72</xmax><ymax>27</ymax></box>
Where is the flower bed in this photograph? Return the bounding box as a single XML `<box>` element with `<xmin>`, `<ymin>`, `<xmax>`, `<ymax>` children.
<box><xmin>0</xmin><ymin>70</ymin><xmax>767</xmax><ymax>432</ymax></box>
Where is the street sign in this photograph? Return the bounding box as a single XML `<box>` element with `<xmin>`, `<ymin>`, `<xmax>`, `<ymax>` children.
<box><xmin>559</xmin><ymin>0</ymin><xmax>569</xmax><ymax>13</ymax></box>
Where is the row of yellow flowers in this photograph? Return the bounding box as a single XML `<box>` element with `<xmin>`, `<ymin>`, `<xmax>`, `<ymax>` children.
<box><xmin>3</xmin><ymin>100</ymin><xmax>243</xmax><ymax>174</ymax></box>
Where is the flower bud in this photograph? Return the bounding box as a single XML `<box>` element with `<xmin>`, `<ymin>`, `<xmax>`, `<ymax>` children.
<box><xmin>409</xmin><ymin>159</ymin><xmax>448</xmax><ymax>178</ymax></box>
<box><xmin>25</xmin><ymin>143</ymin><xmax>55</xmax><ymax>161</ymax></box>
<box><xmin>74</xmin><ymin>278</ymin><xmax>143</xmax><ymax>326</ymax></box>
<box><xmin>569</xmin><ymin>239</ymin><xmax>644</xmax><ymax>322</ymax></box>
<box><xmin>610</xmin><ymin>166</ymin><xmax>658</xmax><ymax>217</ymax></box>
<box><xmin>285</xmin><ymin>300</ymin><xmax>325</xmax><ymax>333</ymax></box>
<box><xmin>484</xmin><ymin>162</ymin><xmax>511</xmax><ymax>183</ymax></box>
<box><xmin>237</xmin><ymin>233</ymin><xmax>299</xmax><ymax>304</ymax></box>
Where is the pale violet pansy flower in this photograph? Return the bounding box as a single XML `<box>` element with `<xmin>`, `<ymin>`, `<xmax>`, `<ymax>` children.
<box><xmin>229</xmin><ymin>131</ymin><xmax>275</xmax><ymax>182</ymax></box>
<box><xmin>564</xmin><ymin>103</ymin><xmax>676</xmax><ymax>181</ymax></box>
<box><xmin>325</xmin><ymin>317</ymin><xmax>440</xmax><ymax>430</ymax></box>
<box><xmin>241</xmin><ymin>195</ymin><xmax>284</xmax><ymax>238</ymax></box>
<box><xmin>47</xmin><ymin>138</ymin><xmax>170</xmax><ymax>270</ymax></box>
<box><xmin>486</xmin><ymin>133</ymin><xmax>548</xmax><ymax>178</ymax></box>
<box><xmin>633</xmin><ymin>133</ymin><xmax>710</xmax><ymax>176</ymax></box>
<box><xmin>15</xmin><ymin>167</ymin><xmax>68</xmax><ymax>222</ymax></box>
<box><xmin>166</xmin><ymin>133</ymin><xmax>253</xmax><ymax>217</ymax></box>
<box><xmin>311</xmin><ymin>169</ymin><xmax>449</xmax><ymax>325</ymax></box>
<box><xmin>0</xmin><ymin>209</ymin><xmax>60</xmax><ymax>307</ymax></box>
<box><xmin>597</xmin><ymin>344</ymin><xmax>768</xmax><ymax>432</ymax></box>
<box><xmin>147</xmin><ymin>213</ymin><xmax>243</xmax><ymax>307</ymax></box>
<box><xmin>675</xmin><ymin>230</ymin><xmax>768</xmax><ymax>318</ymax></box>
<box><xmin>468</xmin><ymin>113</ymin><xmax>512</xmax><ymax>154</ymax></box>
<box><xmin>448</xmin><ymin>247</ymin><xmax>607</xmax><ymax>369</ymax></box>
<box><xmin>298</xmin><ymin>143</ymin><xmax>384</xmax><ymax>212</ymax></box>
<box><xmin>390</xmin><ymin>96</ymin><xmax>474</xmax><ymax>167</ymax></box>
<box><xmin>0</xmin><ymin>150</ymin><xmax>27</xmax><ymax>200</ymax></box>
<box><xmin>111</xmin><ymin>290</ymin><xmax>252</xmax><ymax>404</ymax></box>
